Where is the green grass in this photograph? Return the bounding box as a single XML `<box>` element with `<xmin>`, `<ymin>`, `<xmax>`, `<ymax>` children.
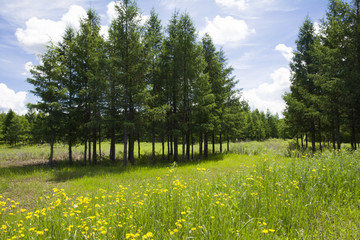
<box><xmin>0</xmin><ymin>141</ymin><xmax>359</xmax><ymax>239</ymax></box>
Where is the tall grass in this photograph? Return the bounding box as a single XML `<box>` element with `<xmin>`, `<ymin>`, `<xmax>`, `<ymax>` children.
<box><xmin>0</xmin><ymin>150</ymin><xmax>359</xmax><ymax>239</ymax></box>
<box><xmin>229</xmin><ymin>139</ymin><xmax>289</xmax><ymax>156</ymax></box>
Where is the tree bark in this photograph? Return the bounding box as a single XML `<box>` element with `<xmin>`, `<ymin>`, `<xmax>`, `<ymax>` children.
<box><xmin>68</xmin><ymin>139</ymin><xmax>73</xmax><ymax>164</ymax></box>
<box><xmin>162</xmin><ymin>137</ymin><xmax>165</xmax><ymax>160</ymax></box>
<box><xmin>204</xmin><ymin>133</ymin><xmax>208</xmax><ymax>159</ymax></box>
<box><xmin>152</xmin><ymin>125</ymin><xmax>156</xmax><ymax>165</ymax></box>
<box><xmin>227</xmin><ymin>135</ymin><xmax>230</xmax><ymax>152</ymax></box>
<box><xmin>49</xmin><ymin>126</ymin><xmax>54</xmax><ymax>168</ymax></box>
<box><xmin>219</xmin><ymin>132</ymin><xmax>222</xmax><ymax>153</ymax></box>
<box><xmin>123</xmin><ymin>127</ymin><xmax>128</xmax><ymax>167</ymax></box>
<box><xmin>212</xmin><ymin>133</ymin><xmax>215</xmax><ymax>154</ymax></box>
<box><xmin>167</xmin><ymin>135</ymin><xmax>171</xmax><ymax>162</ymax></box>
<box><xmin>351</xmin><ymin>118</ymin><xmax>357</xmax><ymax>150</ymax></box>
<box><xmin>84</xmin><ymin>138</ymin><xmax>87</xmax><ymax>165</ymax></box>
<box><xmin>199</xmin><ymin>133</ymin><xmax>203</xmax><ymax>158</ymax></box>
<box><xmin>182</xmin><ymin>133</ymin><xmax>185</xmax><ymax>162</ymax></box>
<box><xmin>186</xmin><ymin>131</ymin><xmax>190</xmax><ymax>161</ymax></box>
<box><xmin>174</xmin><ymin>135</ymin><xmax>178</xmax><ymax>162</ymax></box>
<box><xmin>93</xmin><ymin>129</ymin><xmax>97</xmax><ymax>164</ymax></box>
<box><xmin>110</xmin><ymin>127</ymin><xmax>116</xmax><ymax>162</ymax></box>
<box><xmin>88</xmin><ymin>137</ymin><xmax>91</xmax><ymax>165</ymax></box>
<box><xmin>138</xmin><ymin>134</ymin><xmax>141</xmax><ymax>160</ymax></box>
<box><xmin>129</xmin><ymin>132</ymin><xmax>135</xmax><ymax>165</ymax></box>
<box><xmin>191</xmin><ymin>134</ymin><xmax>194</xmax><ymax>161</ymax></box>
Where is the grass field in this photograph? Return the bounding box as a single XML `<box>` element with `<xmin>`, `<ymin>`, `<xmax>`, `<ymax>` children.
<box><xmin>0</xmin><ymin>140</ymin><xmax>359</xmax><ymax>239</ymax></box>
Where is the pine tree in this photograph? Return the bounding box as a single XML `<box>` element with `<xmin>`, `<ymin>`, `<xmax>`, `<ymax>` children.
<box><xmin>58</xmin><ymin>27</ymin><xmax>79</xmax><ymax>163</ymax></box>
<box><xmin>162</xmin><ymin>12</ymin><xmax>182</xmax><ymax>162</ymax></box>
<box><xmin>109</xmin><ymin>0</ymin><xmax>146</xmax><ymax>166</ymax></box>
<box><xmin>284</xmin><ymin>17</ymin><xmax>319</xmax><ymax>152</ymax></box>
<box><xmin>73</xmin><ymin>9</ymin><xmax>105</xmax><ymax>165</ymax></box>
<box><xmin>143</xmin><ymin>9</ymin><xmax>170</xmax><ymax>164</ymax></box>
<box><xmin>27</xmin><ymin>43</ymin><xmax>66</xmax><ymax>167</ymax></box>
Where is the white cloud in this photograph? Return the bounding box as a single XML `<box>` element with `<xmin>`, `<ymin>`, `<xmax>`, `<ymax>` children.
<box><xmin>0</xmin><ymin>83</ymin><xmax>28</xmax><ymax>115</ymax></box>
<box><xmin>215</xmin><ymin>0</ymin><xmax>249</xmax><ymax>11</ymax></box>
<box><xmin>15</xmin><ymin>5</ymin><xmax>87</xmax><ymax>55</ymax></box>
<box><xmin>314</xmin><ymin>21</ymin><xmax>324</xmax><ymax>37</ymax></box>
<box><xmin>275</xmin><ymin>43</ymin><xmax>293</xmax><ymax>62</ymax></box>
<box><xmin>106</xmin><ymin>1</ymin><xmax>149</xmax><ymax>26</ymax></box>
<box><xmin>242</xmin><ymin>67</ymin><xmax>291</xmax><ymax>115</ymax></box>
<box><xmin>215</xmin><ymin>0</ymin><xmax>284</xmax><ymax>13</ymax></box>
<box><xmin>100</xmin><ymin>25</ymin><xmax>109</xmax><ymax>40</ymax></box>
<box><xmin>61</xmin><ymin>5</ymin><xmax>87</xmax><ymax>30</ymax></box>
<box><xmin>22</xmin><ymin>61</ymin><xmax>34</xmax><ymax>76</ymax></box>
<box><xmin>160</xmin><ymin>0</ymin><xmax>195</xmax><ymax>10</ymax></box>
<box><xmin>200</xmin><ymin>16</ymin><xmax>255</xmax><ymax>47</ymax></box>
<box><xmin>107</xmin><ymin>1</ymin><xmax>118</xmax><ymax>23</ymax></box>
<box><xmin>0</xmin><ymin>0</ymin><xmax>85</xmax><ymax>26</ymax></box>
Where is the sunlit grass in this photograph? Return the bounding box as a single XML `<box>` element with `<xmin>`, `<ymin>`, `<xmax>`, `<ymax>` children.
<box><xmin>0</xmin><ymin>148</ymin><xmax>359</xmax><ymax>239</ymax></box>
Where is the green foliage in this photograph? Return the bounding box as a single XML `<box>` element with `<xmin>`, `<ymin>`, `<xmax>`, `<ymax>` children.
<box><xmin>285</xmin><ymin>1</ymin><xmax>360</xmax><ymax>150</ymax></box>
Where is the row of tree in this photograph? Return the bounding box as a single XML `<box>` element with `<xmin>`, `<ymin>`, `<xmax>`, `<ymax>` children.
<box><xmin>284</xmin><ymin>0</ymin><xmax>360</xmax><ymax>152</ymax></box>
<box><xmin>25</xmin><ymin>0</ymin><xmax>282</xmax><ymax>166</ymax></box>
<box><xmin>0</xmin><ymin>106</ymin><xmax>283</xmax><ymax>160</ymax></box>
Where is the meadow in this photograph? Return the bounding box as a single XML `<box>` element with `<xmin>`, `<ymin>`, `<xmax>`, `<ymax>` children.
<box><xmin>0</xmin><ymin>140</ymin><xmax>359</xmax><ymax>239</ymax></box>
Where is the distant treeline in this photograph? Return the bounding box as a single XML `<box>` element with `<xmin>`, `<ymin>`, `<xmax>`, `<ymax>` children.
<box><xmin>284</xmin><ymin>0</ymin><xmax>360</xmax><ymax>152</ymax></box>
<box><xmin>12</xmin><ymin>0</ymin><xmax>284</xmax><ymax>167</ymax></box>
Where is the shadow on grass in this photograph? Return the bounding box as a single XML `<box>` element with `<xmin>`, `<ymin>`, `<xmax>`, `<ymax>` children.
<box><xmin>0</xmin><ymin>153</ymin><xmax>227</xmax><ymax>183</ymax></box>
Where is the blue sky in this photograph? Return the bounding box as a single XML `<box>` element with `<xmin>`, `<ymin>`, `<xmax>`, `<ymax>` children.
<box><xmin>0</xmin><ymin>0</ymin><xmax>332</xmax><ymax>115</ymax></box>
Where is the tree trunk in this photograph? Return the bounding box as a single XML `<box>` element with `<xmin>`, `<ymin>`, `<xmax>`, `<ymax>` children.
<box><xmin>84</xmin><ymin>138</ymin><xmax>87</xmax><ymax>165</ymax></box>
<box><xmin>123</xmin><ymin>127</ymin><xmax>128</xmax><ymax>167</ymax></box>
<box><xmin>227</xmin><ymin>135</ymin><xmax>230</xmax><ymax>152</ymax></box>
<box><xmin>129</xmin><ymin>132</ymin><xmax>135</xmax><ymax>165</ymax></box>
<box><xmin>93</xmin><ymin>130</ymin><xmax>97</xmax><ymax>164</ymax></box>
<box><xmin>170</xmin><ymin>135</ymin><xmax>173</xmax><ymax>156</ymax></box>
<box><xmin>219</xmin><ymin>132</ymin><xmax>222</xmax><ymax>153</ymax></box>
<box><xmin>49</xmin><ymin>126</ymin><xmax>54</xmax><ymax>168</ymax></box>
<box><xmin>186</xmin><ymin>131</ymin><xmax>190</xmax><ymax>161</ymax></box>
<box><xmin>182</xmin><ymin>133</ymin><xmax>185</xmax><ymax>162</ymax></box>
<box><xmin>152</xmin><ymin>126</ymin><xmax>156</xmax><ymax>165</ymax></box>
<box><xmin>199</xmin><ymin>133</ymin><xmax>203</xmax><ymax>158</ymax></box>
<box><xmin>212</xmin><ymin>133</ymin><xmax>215</xmax><ymax>154</ymax></box>
<box><xmin>301</xmin><ymin>134</ymin><xmax>304</xmax><ymax>149</ymax></box>
<box><xmin>162</xmin><ymin>137</ymin><xmax>165</xmax><ymax>160</ymax></box>
<box><xmin>191</xmin><ymin>134</ymin><xmax>194</xmax><ymax>161</ymax></box>
<box><xmin>351</xmin><ymin>119</ymin><xmax>357</xmax><ymax>150</ymax></box>
<box><xmin>138</xmin><ymin>135</ymin><xmax>141</xmax><ymax>160</ymax></box>
<box><xmin>167</xmin><ymin>135</ymin><xmax>171</xmax><ymax>162</ymax></box>
<box><xmin>88</xmin><ymin>138</ymin><xmax>91</xmax><ymax>165</ymax></box>
<box><xmin>68</xmin><ymin>139</ymin><xmax>73</xmax><ymax>164</ymax></box>
<box><xmin>110</xmin><ymin>127</ymin><xmax>116</xmax><ymax>162</ymax></box>
<box><xmin>204</xmin><ymin>133</ymin><xmax>208</xmax><ymax>159</ymax></box>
